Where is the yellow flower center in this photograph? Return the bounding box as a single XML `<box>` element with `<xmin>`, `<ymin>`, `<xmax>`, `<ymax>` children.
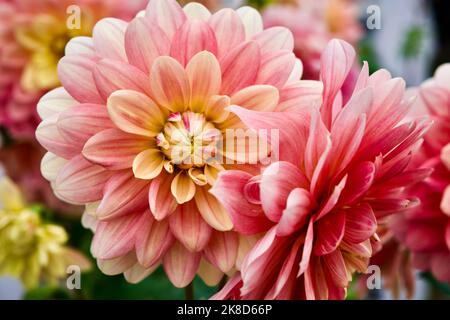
<box><xmin>15</xmin><ymin>14</ymin><xmax>91</xmax><ymax>92</ymax></box>
<box><xmin>157</xmin><ymin>112</ymin><xmax>222</xmax><ymax>177</ymax></box>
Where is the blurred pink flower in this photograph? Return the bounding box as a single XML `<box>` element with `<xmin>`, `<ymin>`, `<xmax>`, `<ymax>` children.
<box><xmin>211</xmin><ymin>39</ymin><xmax>431</xmax><ymax>299</ymax></box>
<box><xmin>263</xmin><ymin>0</ymin><xmax>362</xmax><ymax>80</ymax></box>
<box><xmin>391</xmin><ymin>64</ymin><xmax>450</xmax><ymax>284</ymax></box>
<box><xmin>0</xmin><ymin>0</ymin><xmax>146</xmax><ymax>140</ymax></box>
<box><xmin>36</xmin><ymin>0</ymin><xmax>306</xmax><ymax>287</ymax></box>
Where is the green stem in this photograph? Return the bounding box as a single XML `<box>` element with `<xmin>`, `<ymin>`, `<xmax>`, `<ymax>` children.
<box><xmin>185</xmin><ymin>281</ymin><xmax>194</xmax><ymax>300</ymax></box>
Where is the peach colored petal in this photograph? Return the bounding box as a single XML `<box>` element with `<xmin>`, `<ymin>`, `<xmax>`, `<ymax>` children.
<box><xmin>83</xmin><ymin>129</ymin><xmax>151</xmax><ymax>170</ymax></box>
<box><xmin>169</xmin><ymin>201</ymin><xmax>212</xmax><ymax>252</ymax></box>
<box><xmin>204</xmin><ymin>231</ymin><xmax>239</xmax><ymax>273</ymax></box>
<box><xmin>186</xmin><ymin>51</ymin><xmax>221</xmax><ymax>112</ymax></box>
<box><xmin>135</xmin><ymin>212</ymin><xmax>174</xmax><ymax>267</ymax></box>
<box><xmin>132</xmin><ymin>149</ymin><xmax>165</xmax><ymax>180</ymax></box>
<box><xmin>204</xmin><ymin>95</ymin><xmax>230</xmax><ymax>123</ymax></box>
<box><xmin>163</xmin><ymin>241</ymin><xmax>201</xmax><ymax>288</ymax></box>
<box><xmin>171</xmin><ymin>171</ymin><xmax>196</xmax><ymax>204</ymax></box>
<box><xmin>107</xmin><ymin>90</ymin><xmax>166</xmax><ymax>137</ymax></box>
<box><xmin>150</xmin><ymin>56</ymin><xmax>190</xmax><ymax>112</ymax></box>
<box><xmin>231</xmin><ymin>85</ymin><xmax>279</xmax><ymax>112</ymax></box>
<box><xmin>197</xmin><ymin>259</ymin><xmax>223</xmax><ymax>286</ymax></box>
<box><xmin>195</xmin><ymin>186</ymin><xmax>233</xmax><ymax>231</ymax></box>
<box><xmin>124</xmin><ymin>262</ymin><xmax>159</xmax><ymax>284</ymax></box>
<box><xmin>96</xmin><ymin>171</ymin><xmax>149</xmax><ymax>220</ymax></box>
<box><xmin>149</xmin><ymin>171</ymin><xmax>178</xmax><ymax>220</ymax></box>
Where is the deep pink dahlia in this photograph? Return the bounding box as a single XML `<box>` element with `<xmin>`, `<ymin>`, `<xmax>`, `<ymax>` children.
<box><xmin>211</xmin><ymin>39</ymin><xmax>431</xmax><ymax>299</ymax></box>
<box><xmin>390</xmin><ymin>64</ymin><xmax>450</xmax><ymax>284</ymax></box>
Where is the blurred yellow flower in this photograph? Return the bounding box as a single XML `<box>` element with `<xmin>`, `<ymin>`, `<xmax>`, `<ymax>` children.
<box><xmin>0</xmin><ymin>177</ymin><xmax>90</xmax><ymax>289</ymax></box>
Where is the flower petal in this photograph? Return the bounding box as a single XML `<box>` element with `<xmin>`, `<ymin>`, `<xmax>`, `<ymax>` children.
<box><xmin>320</xmin><ymin>39</ymin><xmax>356</xmax><ymax>128</ymax></box>
<box><xmin>195</xmin><ymin>186</ymin><xmax>233</xmax><ymax>231</ymax></box>
<box><xmin>35</xmin><ymin>114</ymin><xmax>80</xmax><ymax>159</ymax></box>
<box><xmin>107</xmin><ymin>90</ymin><xmax>166</xmax><ymax>137</ymax></box>
<box><xmin>96</xmin><ymin>171</ymin><xmax>150</xmax><ymax>220</ymax></box>
<box><xmin>220</xmin><ymin>41</ymin><xmax>260</xmax><ymax>95</ymax></box>
<box><xmin>209</xmin><ymin>8</ymin><xmax>245</xmax><ymax>58</ymax></box>
<box><xmin>83</xmin><ymin>129</ymin><xmax>150</xmax><ymax>170</ymax></box>
<box><xmin>186</xmin><ymin>51</ymin><xmax>222</xmax><ymax>111</ymax></box>
<box><xmin>230</xmin><ymin>85</ymin><xmax>279</xmax><ymax>112</ymax></box>
<box><xmin>237</xmin><ymin>6</ymin><xmax>263</xmax><ymax>40</ymax></box>
<box><xmin>343</xmin><ymin>203</ymin><xmax>377</xmax><ymax>244</ymax></box>
<box><xmin>170</xmin><ymin>20</ymin><xmax>218</xmax><ymax>66</ymax></box>
<box><xmin>210</xmin><ymin>170</ymin><xmax>272</xmax><ymax>235</ymax></box>
<box><xmin>57</xmin><ymin>103</ymin><xmax>114</xmax><ymax>146</ymax></box>
<box><xmin>256</xmin><ymin>50</ymin><xmax>296</xmax><ymax>89</ymax></box>
<box><xmin>40</xmin><ymin>152</ymin><xmax>67</xmax><ymax>182</ymax></box>
<box><xmin>37</xmin><ymin>87</ymin><xmax>77</xmax><ymax>120</ymax></box>
<box><xmin>277</xmin><ymin>188</ymin><xmax>313</xmax><ymax>237</ymax></box>
<box><xmin>169</xmin><ymin>201</ymin><xmax>212</xmax><ymax>252</ymax></box>
<box><xmin>163</xmin><ymin>241</ymin><xmax>201</xmax><ymax>288</ymax></box>
<box><xmin>132</xmin><ymin>149</ymin><xmax>165</xmax><ymax>180</ymax></box>
<box><xmin>253</xmin><ymin>27</ymin><xmax>293</xmax><ymax>54</ymax></box>
<box><xmin>150</xmin><ymin>56</ymin><xmax>190</xmax><ymax>112</ymax></box>
<box><xmin>204</xmin><ymin>231</ymin><xmax>239</xmax><ymax>273</ymax></box>
<box><xmin>58</xmin><ymin>55</ymin><xmax>103</xmax><ymax>103</ymax></box>
<box><xmin>125</xmin><ymin>17</ymin><xmax>170</xmax><ymax>74</ymax></box>
<box><xmin>54</xmin><ymin>155</ymin><xmax>112</xmax><ymax>204</ymax></box>
<box><xmin>169</xmin><ymin>171</ymin><xmax>195</xmax><ymax>204</ymax></box>
<box><xmin>149</xmin><ymin>171</ymin><xmax>178</xmax><ymax>220</ymax></box>
<box><xmin>183</xmin><ymin>2</ymin><xmax>211</xmax><ymax>21</ymax></box>
<box><xmin>135</xmin><ymin>212</ymin><xmax>174</xmax><ymax>267</ymax></box>
<box><xmin>92</xmin><ymin>18</ymin><xmax>128</xmax><ymax>61</ymax></box>
<box><xmin>92</xmin><ymin>212</ymin><xmax>142</xmax><ymax>259</ymax></box>
<box><xmin>93</xmin><ymin>59</ymin><xmax>152</xmax><ymax>100</ymax></box>
<box><xmin>260</xmin><ymin>161</ymin><xmax>309</xmax><ymax>222</ymax></box>
<box><xmin>145</xmin><ymin>0</ymin><xmax>186</xmax><ymax>40</ymax></box>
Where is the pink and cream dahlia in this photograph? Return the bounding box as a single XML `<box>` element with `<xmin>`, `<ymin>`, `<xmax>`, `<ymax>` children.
<box><xmin>36</xmin><ymin>0</ymin><xmax>306</xmax><ymax>287</ymax></box>
<box><xmin>0</xmin><ymin>0</ymin><xmax>146</xmax><ymax>139</ymax></box>
<box><xmin>263</xmin><ymin>0</ymin><xmax>362</xmax><ymax>80</ymax></box>
<box><xmin>211</xmin><ymin>39</ymin><xmax>431</xmax><ymax>299</ymax></box>
<box><xmin>390</xmin><ymin>64</ymin><xmax>450</xmax><ymax>284</ymax></box>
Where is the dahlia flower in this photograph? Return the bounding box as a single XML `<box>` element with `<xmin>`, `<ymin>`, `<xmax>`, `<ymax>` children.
<box><xmin>0</xmin><ymin>0</ymin><xmax>146</xmax><ymax>139</ymax></box>
<box><xmin>358</xmin><ymin>226</ymin><xmax>415</xmax><ymax>299</ymax></box>
<box><xmin>390</xmin><ymin>64</ymin><xmax>450</xmax><ymax>284</ymax></box>
<box><xmin>211</xmin><ymin>39</ymin><xmax>431</xmax><ymax>299</ymax></box>
<box><xmin>36</xmin><ymin>0</ymin><xmax>305</xmax><ymax>287</ymax></box>
<box><xmin>263</xmin><ymin>0</ymin><xmax>362</xmax><ymax>80</ymax></box>
<box><xmin>0</xmin><ymin>176</ymin><xmax>90</xmax><ymax>289</ymax></box>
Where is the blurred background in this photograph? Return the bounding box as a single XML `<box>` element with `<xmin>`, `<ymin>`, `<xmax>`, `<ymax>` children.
<box><xmin>0</xmin><ymin>0</ymin><xmax>449</xmax><ymax>300</ymax></box>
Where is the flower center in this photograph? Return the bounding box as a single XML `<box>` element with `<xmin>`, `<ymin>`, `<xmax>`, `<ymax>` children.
<box><xmin>156</xmin><ymin>112</ymin><xmax>222</xmax><ymax>172</ymax></box>
<box><xmin>15</xmin><ymin>14</ymin><xmax>90</xmax><ymax>91</ymax></box>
